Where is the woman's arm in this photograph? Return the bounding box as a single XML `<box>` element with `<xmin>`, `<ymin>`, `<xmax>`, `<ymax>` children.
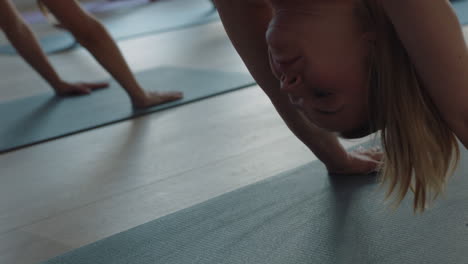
<box><xmin>213</xmin><ymin>0</ymin><xmax>381</xmax><ymax>173</ymax></box>
<box><xmin>380</xmin><ymin>0</ymin><xmax>468</xmax><ymax>148</ymax></box>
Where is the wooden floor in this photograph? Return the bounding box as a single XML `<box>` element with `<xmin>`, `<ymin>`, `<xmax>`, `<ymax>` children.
<box><xmin>3</xmin><ymin>3</ymin><xmax>461</xmax><ymax>264</ymax></box>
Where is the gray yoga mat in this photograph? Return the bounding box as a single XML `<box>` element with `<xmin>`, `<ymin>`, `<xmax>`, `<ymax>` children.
<box><xmin>0</xmin><ymin>67</ymin><xmax>255</xmax><ymax>154</ymax></box>
<box><xmin>0</xmin><ymin>0</ymin><xmax>217</xmax><ymax>55</ymax></box>
<box><xmin>40</xmin><ymin>141</ymin><xmax>468</xmax><ymax>264</ymax></box>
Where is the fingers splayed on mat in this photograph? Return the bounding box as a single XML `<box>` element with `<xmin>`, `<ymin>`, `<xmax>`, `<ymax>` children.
<box><xmin>326</xmin><ymin>146</ymin><xmax>383</xmax><ymax>176</ymax></box>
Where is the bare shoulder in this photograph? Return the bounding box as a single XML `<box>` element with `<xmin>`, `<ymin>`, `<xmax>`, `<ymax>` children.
<box><xmin>378</xmin><ymin>0</ymin><xmax>468</xmax><ymax>145</ymax></box>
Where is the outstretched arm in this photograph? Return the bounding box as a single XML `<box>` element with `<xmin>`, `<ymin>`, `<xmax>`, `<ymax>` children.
<box><xmin>213</xmin><ymin>0</ymin><xmax>381</xmax><ymax>173</ymax></box>
<box><xmin>380</xmin><ymin>0</ymin><xmax>468</xmax><ymax>148</ymax></box>
<box><xmin>0</xmin><ymin>0</ymin><xmax>108</xmax><ymax>95</ymax></box>
<box><xmin>40</xmin><ymin>0</ymin><xmax>182</xmax><ymax>108</ymax></box>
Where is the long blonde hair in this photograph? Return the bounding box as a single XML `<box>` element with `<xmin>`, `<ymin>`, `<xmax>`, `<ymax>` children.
<box><xmin>356</xmin><ymin>0</ymin><xmax>460</xmax><ymax>212</ymax></box>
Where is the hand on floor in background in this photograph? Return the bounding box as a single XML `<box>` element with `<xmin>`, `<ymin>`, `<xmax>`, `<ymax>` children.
<box><xmin>326</xmin><ymin>146</ymin><xmax>383</xmax><ymax>175</ymax></box>
<box><xmin>132</xmin><ymin>90</ymin><xmax>183</xmax><ymax>109</ymax></box>
<box><xmin>54</xmin><ymin>80</ymin><xmax>109</xmax><ymax>96</ymax></box>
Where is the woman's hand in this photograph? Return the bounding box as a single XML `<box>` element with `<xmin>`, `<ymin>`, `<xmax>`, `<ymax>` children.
<box><xmin>53</xmin><ymin>80</ymin><xmax>109</xmax><ymax>96</ymax></box>
<box><xmin>326</xmin><ymin>146</ymin><xmax>383</xmax><ymax>175</ymax></box>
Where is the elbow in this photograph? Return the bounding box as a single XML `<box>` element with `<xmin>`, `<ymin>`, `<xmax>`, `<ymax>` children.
<box><xmin>447</xmin><ymin>117</ymin><xmax>468</xmax><ymax>150</ymax></box>
<box><xmin>461</xmin><ymin>119</ymin><xmax>468</xmax><ymax>149</ymax></box>
<box><xmin>457</xmin><ymin>111</ymin><xmax>468</xmax><ymax>149</ymax></box>
<box><xmin>458</xmin><ymin>135</ymin><xmax>468</xmax><ymax>150</ymax></box>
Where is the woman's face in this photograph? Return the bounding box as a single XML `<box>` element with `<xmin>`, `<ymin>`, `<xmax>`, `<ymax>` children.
<box><xmin>267</xmin><ymin>1</ymin><xmax>372</xmax><ymax>136</ymax></box>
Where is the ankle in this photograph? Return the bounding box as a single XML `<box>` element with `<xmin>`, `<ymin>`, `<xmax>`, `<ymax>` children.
<box><xmin>129</xmin><ymin>90</ymin><xmax>148</xmax><ymax>106</ymax></box>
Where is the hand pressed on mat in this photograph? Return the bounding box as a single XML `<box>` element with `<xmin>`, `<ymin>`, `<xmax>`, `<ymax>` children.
<box><xmin>326</xmin><ymin>146</ymin><xmax>383</xmax><ymax>175</ymax></box>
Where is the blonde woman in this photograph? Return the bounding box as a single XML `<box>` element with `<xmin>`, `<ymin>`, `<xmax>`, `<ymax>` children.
<box><xmin>0</xmin><ymin>0</ymin><xmax>182</xmax><ymax>108</ymax></box>
<box><xmin>214</xmin><ymin>0</ymin><xmax>468</xmax><ymax>211</ymax></box>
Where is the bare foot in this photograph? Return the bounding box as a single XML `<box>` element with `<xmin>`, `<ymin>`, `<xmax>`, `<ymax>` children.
<box><xmin>132</xmin><ymin>91</ymin><xmax>183</xmax><ymax>109</ymax></box>
<box><xmin>54</xmin><ymin>80</ymin><xmax>109</xmax><ymax>96</ymax></box>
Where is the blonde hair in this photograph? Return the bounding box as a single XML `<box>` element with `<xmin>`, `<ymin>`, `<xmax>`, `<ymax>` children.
<box><xmin>356</xmin><ymin>0</ymin><xmax>460</xmax><ymax>212</ymax></box>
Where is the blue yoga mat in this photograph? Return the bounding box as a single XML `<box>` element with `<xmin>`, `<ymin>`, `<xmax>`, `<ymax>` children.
<box><xmin>40</xmin><ymin>141</ymin><xmax>468</xmax><ymax>264</ymax></box>
<box><xmin>0</xmin><ymin>0</ymin><xmax>217</xmax><ymax>55</ymax></box>
<box><xmin>453</xmin><ymin>0</ymin><xmax>468</xmax><ymax>24</ymax></box>
<box><xmin>0</xmin><ymin>67</ymin><xmax>255</xmax><ymax>154</ymax></box>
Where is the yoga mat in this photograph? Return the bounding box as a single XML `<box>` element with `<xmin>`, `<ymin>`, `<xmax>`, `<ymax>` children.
<box><xmin>40</xmin><ymin>141</ymin><xmax>468</xmax><ymax>264</ymax></box>
<box><xmin>0</xmin><ymin>33</ymin><xmax>77</xmax><ymax>55</ymax></box>
<box><xmin>0</xmin><ymin>0</ymin><xmax>217</xmax><ymax>55</ymax></box>
<box><xmin>452</xmin><ymin>0</ymin><xmax>468</xmax><ymax>25</ymax></box>
<box><xmin>0</xmin><ymin>66</ymin><xmax>255</xmax><ymax>154</ymax></box>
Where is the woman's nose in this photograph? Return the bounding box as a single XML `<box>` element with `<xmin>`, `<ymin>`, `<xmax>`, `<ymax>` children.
<box><xmin>280</xmin><ymin>74</ymin><xmax>304</xmax><ymax>95</ymax></box>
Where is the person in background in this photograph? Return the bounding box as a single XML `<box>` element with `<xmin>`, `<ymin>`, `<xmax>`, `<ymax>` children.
<box><xmin>0</xmin><ymin>0</ymin><xmax>183</xmax><ymax>109</ymax></box>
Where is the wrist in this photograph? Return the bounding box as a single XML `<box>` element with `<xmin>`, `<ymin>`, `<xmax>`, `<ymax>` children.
<box><xmin>323</xmin><ymin>152</ymin><xmax>350</xmax><ymax>172</ymax></box>
<box><xmin>49</xmin><ymin>78</ymin><xmax>66</xmax><ymax>92</ymax></box>
<box><xmin>129</xmin><ymin>90</ymin><xmax>148</xmax><ymax>107</ymax></box>
<box><xmin>308</xmin><ymin>140</ymin><xmax>349</xmax><ymax>172</ymax></box>
<box><xmin>305</xmin><ymin>130</ymin><xmax>348</xmax><ymax>168</ymax></box>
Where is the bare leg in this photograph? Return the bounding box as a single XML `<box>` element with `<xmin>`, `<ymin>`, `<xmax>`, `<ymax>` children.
<box><xmin>40</xmin><ymin>0</ymin><xmax>183</xmax><ymax>108</ymax></box>
<box><xmin>0</xmin><ymin>0</ymin><xmax>108</xmax><ymax>95</ymax></box>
